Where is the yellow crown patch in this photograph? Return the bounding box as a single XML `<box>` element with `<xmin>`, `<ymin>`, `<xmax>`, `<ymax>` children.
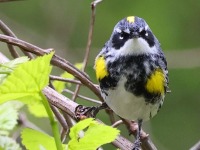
<box><xmin>145</xmin><ymin>69</ymin><xmax>165</xmax><ymax>94</ymax></box>
<box><xmin>127</xmin><ymin>16</ymin><xmax>135</xmax><ymax>23</ymax></box>
<box><xmin>95</xmin><ymin>55</ymin><xmax>109</xmax><ymax>80</ymax></box>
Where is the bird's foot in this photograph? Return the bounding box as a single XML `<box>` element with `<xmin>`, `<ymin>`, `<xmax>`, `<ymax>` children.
<box><xmin>132</xmin><ymin>138</ymin><xmax>141</xmax><ymax>150</ymax></box>
<box><xmin>75</xmin><ymin>103</ymin><xmax>108</xmax><ymax>120</ymax></box>
<box><xmin>75</xmin><ymin>105</ymin><xmax>98</xmax><ymax>120</ymax></box>
<box><xmin>132</xmin><ymin>119</ymin><xmax>143</xmax><ymax>150</ymax></box>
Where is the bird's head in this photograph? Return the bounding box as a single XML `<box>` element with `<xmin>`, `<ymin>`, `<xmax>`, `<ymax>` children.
<box><xmin>109</xmin><ymin>16</ymin><xmax>160</xmax><ymax>55</ymax></box>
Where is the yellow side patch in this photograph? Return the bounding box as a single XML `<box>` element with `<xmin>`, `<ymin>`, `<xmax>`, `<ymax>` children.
<box><xmin>95</xmin><ymin>56</ymin><xmax>109</xmax><ymax>80</ymax></box>
<box><xmin>127</xmin><ymin>16</ymin><xmax>135</xmax><ymax>23</ymax></box>
<box><xmin>145</xmin><ymin>69</ymin><xmax>165</xmax><ymax>94</ymax></box>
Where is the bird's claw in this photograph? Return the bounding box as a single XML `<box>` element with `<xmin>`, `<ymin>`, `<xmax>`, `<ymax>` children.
<box><xmin>132</xmin><ymin>139</ymin><xmax>141</xmax><ymax>150</ymax></box>
<box><xmin>75</xmin><ymin>105</ymin><xmax>99</xmax><ymax>120</ymax></box>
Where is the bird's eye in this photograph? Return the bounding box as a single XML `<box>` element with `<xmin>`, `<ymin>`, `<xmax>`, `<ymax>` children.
<box><xmin>140</xmin><ymin>30</ymin><xmax>148</xmax><ymax>36</ymax></box>
<box><xmin>119</xmin><ymin>35</ymin><xmax>124</xmax><ymax>40</ymax></box>
<box><xmin>140</xmin><ymin>30</ymin><xmax>146</xmax><ymax>35</ymax></box>
<box><xmin>112</xmin><ymin>31</ymin><xmax>130</xmax><ymax>49</ymax></box>
<box><xmin>119</xmin><ymin>31</ymin><xmax>129</xmax><ymax>40</ymax></box>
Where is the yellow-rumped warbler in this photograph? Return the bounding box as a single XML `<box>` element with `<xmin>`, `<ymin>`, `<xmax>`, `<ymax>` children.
<box><xmin>94</xmin><ymin>16</ymin><xmax>169</xmax><ymax>150</ymax></box>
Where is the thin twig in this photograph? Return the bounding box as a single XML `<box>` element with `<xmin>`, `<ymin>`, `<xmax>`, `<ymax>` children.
<box><xmin>70</xmin><ymin>0</ymin><xmax>116</xmax><ymax>124</ymax></box>
<box><xmin>83</xmin><ymin>0</ymin><xmax>102</xmax><ymax>70</ymax></box>
<box><xmin>91</xmin><ymin>0</ymin><xmax>103</xmax><ymax>7</ymax></box>
<box><xmin>0</xmin><ymin>52</ymin><xmax>9</xmax><ymax>63</ymax></box>
<box><xmin>112</xmin><ymin>120</ymin><xmax>123</xmax><ymax>128</ymax></box>
<box><xmin>62</xmin><ymin>112</ymin><xmax>75</xmax><ymax>128</ymax></box>
<box><xmin>92</xmin><ymin>0</ymin><xmax>117</xmax><ymax>124</ymax></box>
<box><xmin>190</xmin><ymin>140</ymin><xmax>200</xmax><ymax>150</ymax></box>
<box><xmin>0</xmin><ymin>20</ymin><xmax>19</xmax><ymax>58</ymax></box>
<box><xmin>72</xmin><ymin>0</ymin><xmax>102</xmax><ymax>101</ymax></box>
<box><xmin>18</xmin><ymin>112</ymin><xmax>43</xmax><ymax>132</ymax></box>
<box><xmin>63</xmin><ymin>89</ymin><xmax>102</xmax><ymax>104</ymax></box>
<box><xmin>51</xmin><ymin>55</ymin><xmax>103</xmax><ymax>101</ymax></box>
<box><xmin>50</xmin><ymin>75</ymin><xmax>82</xmax><ymax>85</ymax></box>
<box><xmin>61</xmin><ymin>110</ymin><xmax>76</xmax><ymax>143</ymax></box>
<box><xmin>0</xmin><ymin>20</ymin><xmax>33</xmax><ymax>58</ymax></box>
<box><xmin>0</xmin><ymin>34</ymin><xmax>51</xmax><ymax>55</ymax></box>
<box><xmin>12</xmin><ymin>112</ymin><xmax>44</xmax><ymax>140</ymax></box>
<box><xmin>51</xmin><ymin>105</ymin><xmax>69</xmax><ymax>131</ymax></box>
<box><xmin>107</xmin><ymin>109</ymin><xmax>116</xmax><ymax>124</ymax></box>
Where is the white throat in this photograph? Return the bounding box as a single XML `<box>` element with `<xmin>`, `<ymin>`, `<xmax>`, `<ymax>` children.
<box><xmin>114</xmin><ymin>38</ymin><xmax>157</xmax><ymax>57</ymax></box>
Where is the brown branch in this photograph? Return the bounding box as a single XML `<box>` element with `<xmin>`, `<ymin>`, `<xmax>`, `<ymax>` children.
<box><xmin>12</xmin><ymin>112</ymin><xmax>45</xmax><ymax>140</ymax></box>
<box><xmin>51</xmin><ymin>55</ymin><xmax>103</xmax><ymax>101</ymax></box>
<box><xmin>0</xmin><ymin>20</ymin><xmax>19</xmax><ymax>58</ymax></box>
<box><xmin>50</xmin><ymin>75</ymin><xmax>82</xmax><ymax>85</ymax></box>
<box><xmin>63</xmin><ymin>89</ymin><xmax>102</xmax><ymax>104</ymax></box>
<box><xmin>51</xmin><ymin>105</ymin><xmax>69</xmax><ymax>131</ymax></box>
<box><xmin>18</xmin><ymin>112</ymin><xmax>43</xmax><ymax>132</ymax></box>
<box><xmin>72</xmin><ymin>0</ymin><xmax>102</xmax><ymax>101</ymax></box>
<box><xmin>0</xmin><ymin>20</ymin><xmax>33</xmax><ymax>58</ymax></box>
<box><xmin>112</xmin><ymin>120</ymin><xmax>123</xmax><ymax>128</ymax></box>
<box><xmin>0</xmin><ymin>34</ymin><xmax>103</xmax><ymax>101</ymax></box>
<box><xmin>83</xmin><ymin>0</ymin><xmax>102</xmax><ymax>70</ymax></box>
<box><xmin>43</xmin><ymin>86</ymin><xmax>78</xmax><ymax>119</ymax></box>
<box><xmin>0</xmin><ymin>34</ymin><xmax>51</xmax><ymax>55</ymax></box>
<box><xmin>113</xmin><ymin>135</ymin><xmax>133</xmax><ymax>150</ymax></box>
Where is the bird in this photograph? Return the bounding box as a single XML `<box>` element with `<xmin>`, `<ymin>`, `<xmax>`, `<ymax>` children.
<box><xmin>94</xmin><ymin>16</ymin><xmax>169</xmax><ymax>150</ymax></box>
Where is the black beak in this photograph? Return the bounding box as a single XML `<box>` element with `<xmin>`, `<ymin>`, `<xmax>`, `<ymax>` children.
<box><xmin>131</xmin><ymin>31</ymin><xmax>140</xmax><ymax>38</ymax></box>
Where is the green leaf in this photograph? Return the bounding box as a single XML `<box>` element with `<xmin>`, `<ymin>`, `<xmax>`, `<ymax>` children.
<box><xmin>68</xmin><ymin>118</ymin><xmax>120</xmax><ymax>150</ymax></box>
<box><xmin>21</xmin><ymin>128</ymin><xmax>66</xmax><ymax>150</ymax></box>
<box><xmin>21</xmin><ymin>128</ymin><xmax>56</xmax><ymax>150</ymax></box>
<box><xmin>0</xmin><ymin>136</ymin><xmax>22</xmax><ymax>150</ymax></box>
<box><xmin>52</xmin><ymin>72</ymin><xmax>73</xmax><ymax>93</ymax></box>
<box><xmin>0</xmin><ymin>56</ymin><xmax>29</xmax><ymax>70</ymax></box>
<box><xmin>52</xmin><ymin>62</ymin><xmax>83</xmax><ymax>93</ymax></box>
<box><xmin>69</xmin><ymin>118</ymin><xmax>94</xmax><ymax>139</ymax></box>
<box><xmin>74</xmin><ymin>63</ymin><xmax>83</xmax><ymax>70</ymax></box>
<box><xmin>27</xmin><ymin>101</ymin><xmax>47</xmax><ymax>117</ymax></box>
<box><xmin>0</xmin><ymin>52</ymin><xmax>53</xmax><ymax>105</ymax></box>
<box><xmin>0</xmin><ymin>56</ymin><xmax>29</xmax><ymax>84</ymax></box>
<box><xmin>0</xmin><ymin>101</ymin><xmax>24</xmax><ymax>135</ymax></box>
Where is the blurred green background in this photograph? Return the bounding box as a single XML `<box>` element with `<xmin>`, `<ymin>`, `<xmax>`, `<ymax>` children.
<box><xmin>0</xmin><ymin>0</ymin><xmax>200</xmax><ymax>150</ymax></box>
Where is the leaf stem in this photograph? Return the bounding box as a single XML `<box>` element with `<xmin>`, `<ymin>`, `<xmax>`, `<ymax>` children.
<box><xmin>40</xmin><ymin>92</ymin><xmax>63</xmax><ymax>150</ymax></box>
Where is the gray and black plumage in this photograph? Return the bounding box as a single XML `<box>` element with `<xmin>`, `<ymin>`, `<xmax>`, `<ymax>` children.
<box><xmin>94</xmin><ymin>16</ymin><xmax>169</xmax><ymax>150</ymax></box>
